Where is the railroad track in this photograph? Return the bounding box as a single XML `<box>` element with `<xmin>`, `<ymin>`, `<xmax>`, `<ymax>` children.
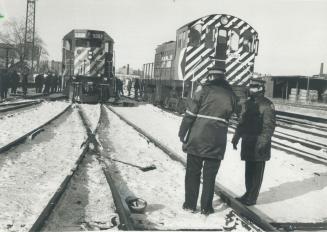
<box><xmin>0</xmin><ymin>100</ymin><xmax>42</xmax><ymax>113</ymax></box>
<box><xmin>29</xmin><ymin>105</ymin><xmax>132</xmax><ymax>231</ymax></box>
<box><xmin>104</xmin><ymin>104</ymin><xmax>275</xmax><ymax>231</ymax></box>
<box><xmin>154</xmin><ymin>104</ymin><xmax>327</xmax><ymax>166</ymax></box>
<box><xmin>0</xmin><ymin>104</ymin><xmax>71</xmax><ymax>154</ymax></box>
<box><xmin>106</xmin><ymin>103</ymin><xmax>327</xmax><ymax>231</ymax></box>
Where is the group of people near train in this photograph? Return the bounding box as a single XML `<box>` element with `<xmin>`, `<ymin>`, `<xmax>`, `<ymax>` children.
<box><xmin>115</xmin><ymin>77</ymin><xmax>144</xmax><ymax>100</ymax></box>
<box><xmin>34</xmin><ymin>72</ymin><xmax>62</xmax><ymax>94</ymax></box>
<box><xmin>0</xmin><ymin>70</ymin><xmax>21</xmax><ymax>99</ymax></box>
<box><xmin>179</xmin><ymin>66</ymin><xmax>276</xmax><ymax>215</ymax></box>
<box><xmin>0</xmin><ymin>70</ymin><xmax>61</xmax><ymax>100</ymax></box>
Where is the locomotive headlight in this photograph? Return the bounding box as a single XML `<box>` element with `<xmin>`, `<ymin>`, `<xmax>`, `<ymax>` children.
<box><xmin>220</xmin><ymin>16</ymin><xmax>228</xmax><ymax>25</ymax></box>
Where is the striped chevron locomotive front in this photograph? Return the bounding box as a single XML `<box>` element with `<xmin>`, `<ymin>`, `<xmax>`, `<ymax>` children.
<box><xmin>62</xmin><ymin>29</ymin><xmax>114</xmax><ymax>78</ymax></box>
<box><xmin>74</xmin><ymin>47</ymin><xmax>106</xmax><ymax>76</ymax></box>
<box><xmin>62</xmin><ymin>29</ymin><xmax>115</xmax><ymax>103</ymax></box>
<box><xmin>174</xmin><ymin>14</ymin><xmax>259</xmax><ymax>86</ymax></box>
<box><xmin>144</xmin><ymin>14</ymin><xmax>259</xmax><ymax>111</ymax></box>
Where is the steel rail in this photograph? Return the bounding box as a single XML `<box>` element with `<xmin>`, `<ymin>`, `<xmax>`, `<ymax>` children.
<box><xmin>276</xmin><ymin>110</ymin><xmax>327</xmax><ymax>124</ymax></box>
<box><xmin>79</xmin><ymin>105</ymin><xmax>135</xmax><ymax>230</ymax></box>
<box><xmin>229</xmin><ymin>119</ymin><xmax>327</xmax><ymax>150</ymax></box>
<box><xmin>0</xmin><ymin>104</ymin><xmax>72</xmax><ymax>154</ymax></box>
<box><xmin>271</xmin><ymin>221</ymin><xmax>327</xmax><ymax>231</ymax></box>
<box><xmin>29</xmin><ymin>139</ymin><xmax>89</xmax><ymax>232</ymax></box>
<box><xmin>277</xmin><ymin>117</ymin><xmax>327</xmax><ymax>131</ymax></box>
<box><xmin>105</xmin><ymin>104</ymin><xmax>277</xmax><ymax>231</ymax></box>
<box><xmin>0</xmin><ymin>100</ymin><xmax>42</xmax><ymax>113</ymax></box>
<box><xmin>227</xmin><ymin>125</ymin><xmax>327</xmax><ymax>166</ymax></box>
<box><xmin>29</xmin><ymin>107</ymin><xmax>91</xmax><ymax>231</ymax></box>
<box><xmin>0</xmin><ymin>100</ymin><xmax>39</xmax><ymax>107</ymax></box>
<box><xmin>156</xmin><ymin>106</ymin><xmax>327</xmax><ymax>165</ymax></box>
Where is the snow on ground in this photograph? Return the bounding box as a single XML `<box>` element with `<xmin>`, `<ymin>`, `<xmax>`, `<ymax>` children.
<box><xmin>0</xmin><ymin>101</ymin><xmax>70</xmax><ymax>147</ymax></box>
<box><xmin>42</xmin><ymin>151</ymin><xmax>117</xmax><ymax>231</ymax></box>
<box><xmin>79</xmin><ymin>104</ymin><xmax>101</xmax><ymax>133</ymax></box>
<box><xmin>111</xmin><ymin>103</ymin><xmax>327</xmax><ymax>223</ymax></box>
<box><xmin>0</xmin><ymin>109</ymin><xmax>86</xmax><ymax>231</ymax></box>
<box><xmin>101</xmin><ymin>107</ymin><xmax>261</xmax><ymax>231</ymax></box>
<box><xmin>42</xmin><ymin>104</ymin><xmax>117</xmax><ymax>231</ymax></box>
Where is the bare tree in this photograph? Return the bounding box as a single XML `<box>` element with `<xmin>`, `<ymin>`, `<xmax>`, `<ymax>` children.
<box><xmin>0</xmin><ymin>18</ymin><xmax>48</xmax><ymax>69</ymax></box>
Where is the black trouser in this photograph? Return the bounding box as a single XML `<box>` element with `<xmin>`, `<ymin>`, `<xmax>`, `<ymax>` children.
<box><xmin>244</xmin><ymin>161</ymin><xmax>265</xmax><ymax>202</ymax></box>
<box><xmin>185</xmin><ymin>154</ymin><xmax>221</xmax><ymax>210</ymax></box>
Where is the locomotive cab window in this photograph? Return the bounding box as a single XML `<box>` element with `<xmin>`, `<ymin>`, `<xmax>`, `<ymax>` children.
<box><xmin>230</xmin><ymin>31</ymin><xmax>240</xmax><ymax>52</ymax></box>
<box><xmin>242</xmin><ymin>30</ymin><xmax>253</xmax><ymax>52</ymax></box>
<box><xmin>205</xmin><ymin>25</ymin><xmax>215</xmax><ymax>48</ymax></box>
<box><xmin>63</xmin><ymin>40</ymin><xmax>71</xmax><ymax>50</ymax></box>
<box><xmin>189</xmin><ymin>24</ymin><xmax>202</xmax><ymax>47</ymax></box>
<box><xmin>76</xmin><ymin>39</ymin><xmax>89</xmax><ymax>47</ymax></box>
<box><xmin>217</xmin><ymin>29</ymin><xmax>227</xmax><ymax>44</ymax></box>
<box><xmin>90</xmin><ymin>39</ymin><xmax>102</xmax><ymax>47</ymax></box>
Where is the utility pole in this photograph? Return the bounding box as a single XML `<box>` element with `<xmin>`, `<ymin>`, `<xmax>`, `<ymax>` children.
<box><xmin>24</xmin><ymin>0</ymin><xmax>36</xmax><ymax>74</ymax></box>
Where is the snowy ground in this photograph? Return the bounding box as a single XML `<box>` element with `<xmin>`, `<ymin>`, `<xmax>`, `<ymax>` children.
<box><xmin>41</xmin><ymin>104</ymin><xmax>116</xmax><ymax>231</ymax></box>
<box><xmin>111</xmin><ymin>103</ymin><xmax>327</xmax><ymax>223</ymax></box>
<box><xmin>0</xmin><ymin>101</ymin><xmax>70</xmax><ymax>147</ymax></box>
<box><xmin>79</xmin><ymin>104</ymin><xmax>101</xmax><ymax>133</ymax></box>
<box><xmin>99</xmin><ymin>106</ymin><xmax>262</xmax><ymax>231</ymax></box>
<box><xmin>0</xmin><ymin>109</ymin><xmax>86</xmax><ymax>231</ymax></box>
<box><xmin>42</xmin><ymin>150</ymin><xmax>117</xmax><ymax>231</ymax></box>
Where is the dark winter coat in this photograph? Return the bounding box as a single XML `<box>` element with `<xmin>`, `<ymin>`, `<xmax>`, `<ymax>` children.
<box><xmin>11</xmin><ymin>72</ymin><xmax>20</xmax><ymax>87</ymax></box>
<box><xmin>1</xmin><ymin>72</ymin><xmax>9</xmax><ymax>90</ymax></box>
<box><xmin>233</xmin><ymin>94</ymin><xmax>276</xmax><ymax>161</ymax></box>
<box><xmin>179</xmin><ymin>80</ymin><xmax>237</xmax><ymax>160</ymax></box>
<box><xmin>134</xmin><ymin>79</ymin><xmax>140</xmax><ymax>90</ymax></box>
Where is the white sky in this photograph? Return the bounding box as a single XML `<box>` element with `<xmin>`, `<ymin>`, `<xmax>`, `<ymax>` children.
<box><xmin>1</xmin><ymin>0</ymin><xmax>327</xmax><ymax>75</ymax></box>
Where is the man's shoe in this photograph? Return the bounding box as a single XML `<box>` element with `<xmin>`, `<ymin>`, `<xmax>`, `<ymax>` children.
<box><xmin>239</xmin><ymin>198</ymin><xmax>256</xmax><ymax>206</ymax></box>
<box><xmin>235</xmin><ymin>193</ymin><xmax>248</xmax><ymax>202</ymax></box>
<box><xmin>200</xmin><ymin>207</ymin><xmax>214</xmax><ymax>215</ymax></box>
<box><xmin>182</xmin><ymin>203</ymin><xmax>196</xmax><ymax>212</ymax></box>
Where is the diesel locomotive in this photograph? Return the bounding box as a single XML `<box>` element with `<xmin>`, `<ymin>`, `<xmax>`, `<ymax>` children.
<box><xmin>142</xmin><ymin>14</ymin><xmax>259</xmax><ymax>112</ymax></box>
<box><xmin>62</xmin><ymin>29</ymin><xmax>115</xmax><ymax>103</ymax></box>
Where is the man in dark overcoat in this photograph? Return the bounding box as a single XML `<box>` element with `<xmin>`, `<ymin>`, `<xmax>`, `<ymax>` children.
<box><xmin>232</xmin><ymin>78</ymin><xmax>276</xmax><ymax>206</ymax></box>
<box><xmin>1</xmin><ymin>70</ymin><xmax>9</xmax><ymax>99</ymax></box>
<box><xmin>22</xmin><ymin>72</ymin><xmax>28</xmax><ymax>96</ymax></box>
<box><xmin>10</xmin><ymin>71</ymin><xmax>20</xmax><ymax>94</ymax></box>
<box><xmin>179</xmin><ymin>67</ymin><xmax>237</xmax><ymax>215</ymax></box>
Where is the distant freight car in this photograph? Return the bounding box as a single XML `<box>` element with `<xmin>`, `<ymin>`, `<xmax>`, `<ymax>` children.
<box><xmin>62</xmin><ymin>29</ymin><xmax>115</xmax><ymax>103</ymax></box>
<box><xmin>143</xmin><ymin>14</ymin><xmax>259</xmax><ymax>112</ymax></box>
